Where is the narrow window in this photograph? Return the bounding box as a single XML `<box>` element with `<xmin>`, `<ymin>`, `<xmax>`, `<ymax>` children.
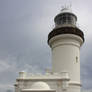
<box><xmin>76</xmin><ymin>56</ymin><xmax>78</xmax><ymax>63</ymax></box>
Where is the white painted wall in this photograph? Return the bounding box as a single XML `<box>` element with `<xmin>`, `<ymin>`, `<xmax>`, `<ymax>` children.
<box><xmin>49</xmin><ymin>34</ymin><xmax>84</xmax><ymax>83</ymax></box>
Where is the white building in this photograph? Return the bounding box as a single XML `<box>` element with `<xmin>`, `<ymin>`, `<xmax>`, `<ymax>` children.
<box><xmin>14</xmin><ymin>7</ymin><xmax>84</xmax><ymax>92</ymax></box>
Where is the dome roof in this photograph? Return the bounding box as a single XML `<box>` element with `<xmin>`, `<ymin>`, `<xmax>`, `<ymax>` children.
<box><xmin>60</xmin><ymin>8</ymin><xmax>72</xmax><ymax>13</ymax></box>
<box><xmin>31</xmin><ymin>82</ymin><xmax>50</xmax><ymax>90</ymax></box>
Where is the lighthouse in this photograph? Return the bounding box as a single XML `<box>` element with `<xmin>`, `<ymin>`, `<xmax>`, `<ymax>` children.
<box><xmin>48</xmin><ymin>7</ymin><xmax>84</xmax><ymax>91</ymax></box>
<box><xmin>14</xmin><ymin>7</ymin><xmax>84</xmax><ymax>92</ymax></box>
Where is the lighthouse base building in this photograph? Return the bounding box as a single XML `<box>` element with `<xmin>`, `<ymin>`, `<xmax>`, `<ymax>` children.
<box><xmin>14</xmin><ymin>7</ymin><xmax>84</xmax><ymax>92</ymax></box>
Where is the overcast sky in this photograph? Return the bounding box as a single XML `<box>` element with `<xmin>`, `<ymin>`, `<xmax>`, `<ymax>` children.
<box><xmin>0</xmin><ymin>0</ymin><xmax>92</xmax><ymax>92</ymax></box>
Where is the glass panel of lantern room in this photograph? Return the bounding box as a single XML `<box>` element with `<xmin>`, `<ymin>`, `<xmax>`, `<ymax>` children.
<box><xmin>67</xmin><ymin>14</ymin><xmax>72</xmax><ymax>24</ymax></box>
<box><xmin>62</xmin><ymin>14</ymin><xmax>67</xmax><ymax>24</ymax></box>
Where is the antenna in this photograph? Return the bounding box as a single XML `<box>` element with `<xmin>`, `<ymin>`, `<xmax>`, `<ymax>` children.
<box><xmin>61</xmin><ymin>0</ymin><xmax>72</xmax><ymax>10</ymax></box>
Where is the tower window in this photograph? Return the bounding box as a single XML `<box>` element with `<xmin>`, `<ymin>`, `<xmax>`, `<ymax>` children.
<box><xmin>76</xmin><ymin>56</ymin><xmax>78</xmax><ymax>63</ymax></box>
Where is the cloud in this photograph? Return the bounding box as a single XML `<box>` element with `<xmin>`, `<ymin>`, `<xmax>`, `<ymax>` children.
<box><xmin>80</xmin><ymin>38</ymin><xmax>92</xmax><ymax>90</ymax></box>
<box><xmin>81</xmin><ymin>89</ymin><xmax>92</xmax><ymax>92</ymax></box>
<box><xmin>0</xmin><ymin>61</ymin><xmax>10</xmax><ymax>72</ymax></box>
<box><xmin>0</xmin><ymin>83</ymin><xmax>13</xmax><ymax>92</ymax></box>
<box><xmin>0</xmin><ymin>0</ymin><xmax>92</xmax><ymax>92</ymax></box>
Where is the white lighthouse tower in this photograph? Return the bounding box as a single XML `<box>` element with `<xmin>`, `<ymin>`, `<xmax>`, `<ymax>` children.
<box><xmin>14</xmin><ymin>7</ymin><xmax>84</xmax><ymax>92</ymax></box>
<box><xmin>48</xmin><ymin>8</ymin><xmax>84</xmax><ymax>92</ymax></box>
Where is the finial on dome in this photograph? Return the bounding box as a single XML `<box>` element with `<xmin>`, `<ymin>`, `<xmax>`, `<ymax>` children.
<box><xmin>61</xmin><ymin>0</ymin><xmax>72</xmax><ymax>9</ymax></box>
<box><xmin>61</xmin><ymin>4</ymin><xmax>72</xmax><ymax>13</ymax></box>
<box><xmin>61</xmin><ymin>1</ymin><xmax>72</xmax><ymax>13</ymax></box>
<box><xmin>61</xmin><ymin>4</ymin><xmax>71</xmax><ymax>9</ymax></box>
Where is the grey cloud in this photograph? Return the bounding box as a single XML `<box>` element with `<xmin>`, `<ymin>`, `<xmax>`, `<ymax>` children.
<box><xmin>0</xmin><ymin>0</ymin><xmax>92</xmax><ymax>92</ymax></box>
<box><xmin>80</xmin><ymin>39</ymin><xmax>92</xmax><ymax>90</ymax></box>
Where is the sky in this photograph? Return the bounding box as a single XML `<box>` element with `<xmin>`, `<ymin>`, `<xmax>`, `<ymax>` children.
<box><xmin>0</xmin><ymin>0</ymin><xmax>92</xmax><ymax>92</ymax></box>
